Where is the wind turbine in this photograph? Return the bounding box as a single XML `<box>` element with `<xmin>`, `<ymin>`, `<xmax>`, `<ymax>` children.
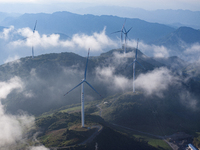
<box><xmin>111</xmin><ymin>19</ymin><xmax>126</xmax><ymax>53</ymax></box>
<box><xmin>127</xmin><ymin>39</ymin><xmax>145</xmax><ymax>92</ymax></box>
<box><xmin>111</xmin><ymin>19</ymin><xmax>132</xmax><ymax>55</ymax></box>
<box><xmin>23</xmin><ymin>20</ymin><xmax>37</xmax><ymax>58</ymax></box>
<box><xmin>64</xmin><ymin>49</ymin><xmax>102</xmax><ymax>127</ymax></box>
<box><xmin>31</xmin><ymin>20</ymin><xmax>37</xmax><ymax>58</ymax></box>
<box><xmin>123</xmin><ymin>26</ymin><xmax>132</xmax><ymax>54</ymax></box>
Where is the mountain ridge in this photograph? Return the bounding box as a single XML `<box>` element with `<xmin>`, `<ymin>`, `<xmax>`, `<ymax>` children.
<box><xmin>0</xmin><ymin>48</ymin><xmax>166</xmax><ymax>115</ymax></box>
<box><xmin>0</xmin><ymin>11</ymin><xmax>175</xmax><ymax>43</ymax></box>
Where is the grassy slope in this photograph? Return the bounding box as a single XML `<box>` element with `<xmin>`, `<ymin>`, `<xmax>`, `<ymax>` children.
<box><xmin>37</xmin><ymin>89</ymin><xmax>200</xmax><ymax>149</ymax></box>
<box><xmin>99</xmin><ymin>91</ymin><xmax>200</xmax><ymax>136</ymax></box>
<box><xmin>193</xmin><ymin>132</ymin><xmax>200</xmax><ymax>149</ymax></box>
<box><xmin>35</xmin><ymin>109</ymin><xmax>159</xmax><ymax>150</ymax></box>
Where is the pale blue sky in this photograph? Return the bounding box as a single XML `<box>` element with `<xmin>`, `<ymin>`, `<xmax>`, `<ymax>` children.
<box><xmin>0</xmin><ymin>0</ymin><xmax>199</xmax><ymax>13</ymax></box>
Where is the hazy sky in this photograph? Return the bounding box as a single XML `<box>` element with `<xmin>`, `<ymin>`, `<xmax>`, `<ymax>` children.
<box><xmin>0</xmin><ymin>0</ymin><xmax>199</xmax><ymax>13</ymax></box>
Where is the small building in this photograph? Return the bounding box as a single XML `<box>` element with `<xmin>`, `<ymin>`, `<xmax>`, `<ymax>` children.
<box><xmin>188</xmin><ymin>144</ymin><xmax>197</xmax><ymax>150</ymax></box>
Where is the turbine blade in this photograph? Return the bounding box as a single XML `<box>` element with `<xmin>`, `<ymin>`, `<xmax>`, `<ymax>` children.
<box><xmin>122</xmin><ymin>19</ymin><xmax>126</xmax><ymax>29</ymax></box>
<box><xmin>121</xmin><ymin>32</ymin><xmax>123</xmax><ymax>43</ymax></box>
<box><xmin>126</xmin><ymin>61</ymin><xmax>135</xmax><ymax>68</ymax></box>
<box><xmin>84</xmin><ymin>49</ymin><xmax>90</xmax><ymax>80</ymax></box>
<box><xmin>85</xmin><ymin>81</ymin><xmax>102</xmax><ymax>98</ymax></box>
<box><xmin>124</xmin><ymin>27</ymin><xmax>127</xmax><ymax>33</ymax></box>
<box><xmin>127</xmin><ymin>27</ymin><xmax>132</xmax><ymax>33</ymax></box>
<box><xmin>111</xmin><ymin>30</ymin><xmax>121</xmax><ymax>34</ymax></box>
<box><xmin>136</xmin><ymin>60</ymin><xmax>145</xmax><ymax>69</ymax></box>
<box><xmin>22</xmin><ymin>37</ymin><xmax>28</xmax><ymax>41</ymax></box>
<box><xmin>64</xmin><ymin>81</ymin><xmax>84</xmax><ymax>96</ymax></box>
<box><xmin>22</xmin><ymin>20</ymin><xmax>37</xmax><ymax>40</ymax></box>
<box><xmin>33</xmin><ymin>20</ymin><xmax>37</xmax><ymax>33</ymax></box>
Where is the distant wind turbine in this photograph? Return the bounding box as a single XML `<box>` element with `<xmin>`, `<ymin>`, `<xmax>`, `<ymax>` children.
<box><xmin>111</xmin><ymin>19</ymin><xmax>132</xmax><ymax>55</ymax></box>
<box><xmin>23</xmin><ymin>20</ymin><xmax>37</xmax><ymax>58</ymax></box>
<box><xmin>31</xmin><ymin>20</ymin><xmax>37</xmax><ymax>58</ymax></box>
<box><xmin>111</xmin><ymin>19</ymin><xmax>126</xmax><ymax>52</ymax></box>
<box><xmin>127</xmin><ymin>39</ymin><xmax>145</xmax><ymax>92</ymax></box>
<box><xmin>64</xmin><ymin>49</ymin><xmax>102</xmax><ymax>127</ymax></box>
<box><xmin>123</xmin><ymin>26</ymin><xmax>132</xmax><ymax>54</ymax></box>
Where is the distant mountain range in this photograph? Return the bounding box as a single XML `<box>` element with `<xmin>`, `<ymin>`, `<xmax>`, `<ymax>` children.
<box><xmin>0</xmin><ymin>12</ymin><xmax>21</xmax><ymax>22</ymax></box>
<box><xmin>153</xmin><ymin>27</ymin><xmax>200</xmax><ymax>55</ymax></box>
<box><xmin>0</xmin><ymin>11</ymin><xmax>175</xmax><ymax>44</ymax></box>
<box><xmin>74</xmin><ymin>6</ymin><xmax>200</xmax><ymax>29</ymax></box>
<box><xmin>1</xmin><ymin>11</ymin><xmax>200</xmax><ymax>45</ymax></box>
<box><xmin>0</xmin><ymin>11</ymin><xmax>200</xmax><ymax>61</ymax></box>
<box><xmin>155</xmin><ymin>27</ymin><xmax>200</xmax><ymax>45</ymax></box>
<box><xmin>1</xmin><ymin>6</ymin><xmax>200</xmax><ymax>29</ymax></box>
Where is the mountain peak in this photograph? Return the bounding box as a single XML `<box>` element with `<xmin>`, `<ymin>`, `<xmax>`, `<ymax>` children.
<box><xmin>174</xmin><ymin>26</ymin><xmax>200</xmax><ymax>43</ymax></box>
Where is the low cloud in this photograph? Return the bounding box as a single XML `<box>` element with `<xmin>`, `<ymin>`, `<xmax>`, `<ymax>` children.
<box><xmin>4</xmin><ymin>55</ymin><xmax>20</xmax><ymax>64</ymax></box>
<box><xmin>0</xmin><ymin>26</ymin><xmax>118</xmax><ymax>64</ymax></box>
<box><xmin>29</xmin><ymin>146</ymin><xmax>50</xmax><ymax>150</ymax></box>
<box><xmin>0</xmin><ymin>26</ymin><xmax>15</xmax><ymax>40</ymax></box>
<box><xmin>184</xmin><ymin>43</ymin><xmax>200</xmax><ymax>54</ymax></box>
<box><xmin>10</xmin><ymin>26</ymin><xmax>117</xmax><ymax>52</ymax></box>
<box><xmin>70</xmin><ymin>27</ymin><xmax>117</xmax><ymax>51</ymax></box>
<box><xmin>183</xmin><ymin>43</ymin><xmax>200</xmax><ymax>62</ymax></box>
<box><xmin>135</xmin><ymin>67</ymin><xmax>178</xmax><ymax>97</ymax></box>
<box><xmin>0</xmin><ymin>104</ymin><xmax>35</xmax><ymax>149</ymax></box>
<box><xmin>0</xmin><ymin>76</ymin><xmax>24</xmax><ymax>99</ymax></box>
<box><xmin>95</xmin><ymin>66</ymin><xmax>131</xmax><ymax>92</ymax></box>
<box><xmin>179</xmin><ymin>91</ymin><xmax>198</xmax><ymax>110</ymax></box>
<box><xmin>128</xmin><ymin>39</ymin><xmax>170</xmax><ymax>58</ymax></box>
<box><xmin>0</xmin><ymin>76</ymin><xmax>49</xmax><ymax>150</ymax></box>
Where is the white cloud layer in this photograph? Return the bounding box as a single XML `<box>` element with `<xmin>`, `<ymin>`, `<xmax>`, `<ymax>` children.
<box><xmin>0</xmin><ymin>26</ymin><xmax>118</xmax><ymax>64</ymax></box>
<box><xmin>135</xmin><ymin>67</ymin><xmax>178</xmax><ymax>97</ymax></box>
<box><xmin>1</xmin><ymin>26</ymin><xmax>200</xmax><ymax>65</ymax></box>
<box><xmin>0</xmin><ymin>26</ymin><xmax>15</xmax><ymax>40</ymax></box>
<box><xmin>0</xmin><ymin>104</ymin><xmax>35</xmax><ymax>148</ymax></box>
<box><xmin>4</xmin><ymin>55</ymin><xmax>20</xmax><ymax>64</ymax></box>
<box><xmin>11</xmin><ymin>26</ymin><xmax>117</xmax><ymax>52</ymax></box>
<box><xmin>0</xmin><ymin>76</ymin><xmax>24</xmax><ymax>99</ymax></box>
<box><xmin>179</xmin><ymin>91</ymin><xmax>198</xmax><ymax>110</ymax></box>
<box><xmin>184</xmin><ymin>43</ymin><xmax>200</xmax><ymax>54</ymax></box>
<box><xmin>29</xmin><ymin>146</ymin><xmax>50</xmax><ymax>150</ymax></box>
<box><xmin>0</xmin><ymin>77</ymin><xmax>49</xmax><ymax>150</ymax></box>
<box><xmin>128</xmin><ymin>39</ymin><xmax>170</xmax><ymax>58</ymax></box>
<box><xmin>95</xmin><ymin>66</ymin><xmax>131</xmax><ymax>92</ymax></box>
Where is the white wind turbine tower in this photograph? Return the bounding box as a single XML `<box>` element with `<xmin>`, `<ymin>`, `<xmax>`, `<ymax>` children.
<box><xmin>64</xmin><ymin>49</ymin><xmax>102</xmax><ymax>127</ymax></box>
<box><xmin>24</xmin><ymin>20</ymin><xmax>37</xmax><ymax>58</ymax></box>
<box><xmin>127</xmin><ymin>39</ymin><xmax>145</xmax><ymax>92</ymax></box>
